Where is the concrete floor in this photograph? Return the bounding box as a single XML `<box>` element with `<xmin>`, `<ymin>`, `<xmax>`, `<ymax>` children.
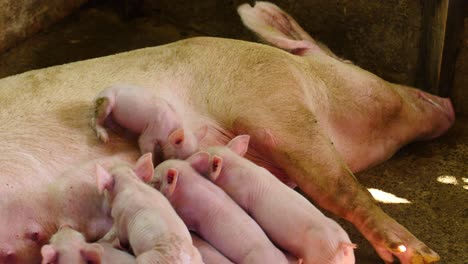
<box><xmin>0</xmin><ymin>3</ymin><xmax>466</xmax><ymax>264</ymax></box>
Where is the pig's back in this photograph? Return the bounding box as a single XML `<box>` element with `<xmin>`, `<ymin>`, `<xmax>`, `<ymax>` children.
<box><xmin>0</xmin><ymin>37</ymin><xmax>307</xmax><ymax>181</ymax></box>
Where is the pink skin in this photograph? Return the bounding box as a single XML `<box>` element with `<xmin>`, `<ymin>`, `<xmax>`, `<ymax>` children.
<box><xmin>95</xmin><ymin>153</ymin><xmax>203</xmax><ymax>264</ymax></box>
<box><xmin>191</xmin><ymin>232</ymin><xmax>301</xmax><ymax>264</ymax></box>
<box><xmin>91</xmin><ymin>84</ymin><xmax>207</xmax><ymax>162</ymax></box>
<box><xmin>152</xmin><ymin>154</ymin><xmax>290</xmax><ymax>264</ymax></box>
<box><xmin>190</xmin><ymin>233</ymin><xmax>234</xmax><ymax>264</ymax></box>
<box><xmin>0</xmin><ymin>3</ymin><xmax>455</xmax><ymax>262</ymax></box>
<box><xmin>0</xmin><ymin>156</ymin><xmax>129</xmax><ymax>264</ymax></box>
<box><xmin>235</xmin><ymin>2</ymin><xmax>452</xmax><ymax>263</ymax></box>
<box><xmin>40</xmin><ymin>226</ymin><xmax>135</xmax><ymax>264</ymax></box>
<box><xmin>199</xmin><ymin>135</ymin><xmax>356</xmax><ymax>264</ymax></box>
<box><xmin>238</xmin><ymin>1</ymin><xmax>454</xmax><ymax>173</ymax></box>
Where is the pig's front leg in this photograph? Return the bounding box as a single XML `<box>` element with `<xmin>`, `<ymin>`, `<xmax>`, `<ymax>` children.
<box><xmin>98</xmin><ymin>226</ymin><xmax>123</xmax><ymax>249</ymax></box>
<box><xmin>233</xmin><ymin>108</ymin><xmax>439</xmax><ymax>264</ymax></box>
<box><xmin>138</xmin><ymin>128</ymin><xmax>159</xmax><ymax>157</ymax></box>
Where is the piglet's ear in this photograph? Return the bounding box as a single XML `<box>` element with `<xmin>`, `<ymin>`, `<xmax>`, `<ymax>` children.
<box><xmin>187</xmin><ymin>151</ymin><xmax>210</xmax><ymax>174</ymax></box>
<box><xmin>195</xmin><ymin>125</ymin><xmax>208</xmax><ymax>141</ymax></box>
<box><xmin>210</xmin><ymin>155</ymin><xmax>223</xmax><ymax>181</ymax></box>
<box><xmin>227</xmin><ymin>135</ymin><xmax>250</xmax><ymax>156</ymax></box>
<box><xmin>96</xmin><ymin>164</ymin><xmax>114</xmax><ymax>195</ymax></box>
<box><xmin>80</xmin><ymin>243</ymin><xmax>103</xmax><ymax>264</ymax></box>
<box><xmin>41</xmin><ymin>245</ymin><xmax>58</xmax><ymax>264</ymax></box>
<box><xmin>134</xmin><ymin>153</ymin><xmax>154</xmax><ymax>183</ymax></box>
<box><xmin>168</xmin><ymin>128</ymin><xmax>185</xmax><ymax>147</ymax></box>
<box><xmin>162</xmin><ymin>168</ymin><xmax>179</xmax><ymax>196</ymax></box>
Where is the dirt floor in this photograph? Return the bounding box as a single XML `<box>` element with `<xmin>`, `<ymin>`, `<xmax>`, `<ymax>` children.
<box><xmin>0</xmin><ymin>2</ymin><xmax>466</xmax><ymax>264</ymax></box>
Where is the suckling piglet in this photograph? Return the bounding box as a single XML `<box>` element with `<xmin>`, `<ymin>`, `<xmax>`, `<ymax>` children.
<box><xmin>200</xmin><ymin>135</ymin><xmax>356</xmax><ymax>264</ymax></box>
<box><xmin>91</xmin><ymin>84</ymin><xmax>207</xmax><ymax>162</ymax></box>
<box><xmin>95</xmin><ymin>153</ymin><xmax>203</xmax><ymax>264</ymax></box>
<box><xmin>152</xmin><ymin>153</ymin><xmax>291</xmax><ymax>264</ymax></box>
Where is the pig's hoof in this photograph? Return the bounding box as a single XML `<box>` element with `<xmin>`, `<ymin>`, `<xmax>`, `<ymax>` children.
<box><xmin>405</xmin><ymin>246</ymin><xmax>440</xmax><ymax>264</ymax></box>
<box><xmin>96</xmin><ymin>127</ymin><xmax>109</xmax><ymax>143</ymax></box>
<box><xmin>368</xmin><ymin>216</ymin><xmax>440</xmax><ymax>264</ymax></box>
<box><xmin>376</xmin><ymin>239</ymin><xmax>440</xmax><ymax>264</ymax></box>
<box><xmin>393</xmin><ymin>240</ymin><xmax>440</xmax><ymax>264</ymax></box>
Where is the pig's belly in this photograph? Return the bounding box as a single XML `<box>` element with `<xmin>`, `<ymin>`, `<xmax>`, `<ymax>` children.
<box><xmin>0</xmin><ymin>112</ymin><xmax>138</xmax><ymax>184</ymax></box>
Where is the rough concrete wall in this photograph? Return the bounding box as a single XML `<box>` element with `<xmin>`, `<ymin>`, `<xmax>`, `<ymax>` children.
<box><xmin>143</xmin><ymin>0</ymin><xmax>423</xmax><ymax>87</ymax></box>
<box><xmin>451</xmin><ymin>16</ymin><xmax>468</xmax><ymax>115</ymax></box>
<box><xmin>0</xmin><ymin>0</ymin><xmax>88</xmax><ymax>53</ymax></box>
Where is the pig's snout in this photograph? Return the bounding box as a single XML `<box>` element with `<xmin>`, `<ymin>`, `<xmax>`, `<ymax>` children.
<box><xmin>417</xmin><ymin>91</ymin><xmax>455</xmax><ymax>124</ymax></box>
<box><xmin>440</xmin><ymin>97</ymin><xmax>455</xmax><ymax>124</ymax></box>
<box><xmin>412</xmin><ymin>90</ymin><xmax>455</xmax><ymax>140</ymax></box>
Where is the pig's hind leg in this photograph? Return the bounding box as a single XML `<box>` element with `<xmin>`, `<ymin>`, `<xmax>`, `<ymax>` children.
<box><xmin>237</xmin><ymin>1</ymin><xmax>339</xmax><ymax>58</ymax></box>
<box><xmin>91</xmin><ymin>96</ymin><xmax>114</xmax><ymax>143</ymax></box>
<box><xmin>233</xmin><ymin>104</ymin><xmax>439</xmax><ymax>264</ymax></box>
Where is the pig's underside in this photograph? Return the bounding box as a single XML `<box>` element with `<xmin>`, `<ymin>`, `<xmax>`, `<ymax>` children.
<box><xmin>0</xmin><ymin>37</ymin><xmax>444</xmax><ymax>263</ymax></box>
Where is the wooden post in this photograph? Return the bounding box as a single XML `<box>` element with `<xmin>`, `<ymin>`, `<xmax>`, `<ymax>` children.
<box><xmin>439</xmin><ymin>0</ymin><xmax>465</xmax><ymax>97</ymax></box>
<box><xmin>418</xmin><ymin>0</ymin><xmax>465</xmax><ymax>96</ymax></box>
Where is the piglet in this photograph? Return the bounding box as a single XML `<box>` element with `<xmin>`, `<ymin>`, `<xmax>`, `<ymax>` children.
<box><xmin>40</xmin><ymin>225</ymin><xmax>135</xmax><ymax>264</ymax></box>
<box><xmin>153</xmin><ymin>153</ymin><xmax>291</xmax><ymax>264</ymax></box>
<box><xmin>95</xmin><ymin>153</ymin><xmax>203</xmax><ymax>264</ymax></box>
<box><xmin>91</xmin><ymin>84</ymin><xmax>207</xmax><ymax>161</ymax></box>
<box><xmin>201</xmin><ymin>135</ymin><xmax>356</xmax><ymax>264</ymax></box>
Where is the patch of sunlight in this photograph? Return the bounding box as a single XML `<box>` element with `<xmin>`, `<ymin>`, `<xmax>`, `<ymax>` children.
<box><xmin>462</xmin><ymin>177</ymin><xmax>468</xmax><ymax>184</ymax></box>
<box><xmin>463</xmin><ymin>185</ymin><xmax>468</xmax><ymax>190</ymax></box>
<box><xmin>437</xmin><ymin>175</ymin><xmax>458</xmax><ymax>185</ymax></box>
<box><xmin>367</xmin><ymin>188</ymin><xmax>411</xmax><ymax>204</ymax></box>
<box><xmin>397</xmin><ymin>245</ymin><xmax>407</xmax><ymax>253</ymax></box>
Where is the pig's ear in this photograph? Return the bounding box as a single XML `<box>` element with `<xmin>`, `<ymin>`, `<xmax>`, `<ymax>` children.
<box><xmin>95</xmin><ymin>164</ymin><xmax>114</xmax><ymax>195</ymax></box>
<box><xmin>186</xmin><ymin>151</ymin><xmax>210</xmax><ymax>174</ymax></box>
<box><xmin>168</xmin><ymin>128</ymin><xmax>185</xmax><ymax>148</ymax></box>
<box><xmin>134</xmin><ymin>153</ymin><xmax>154</xmax><ymax>183</ymax></box>
<box><xmin>227</xmin><ymin>135</ymin><xmax>250</xmax><ymax>156</ymax></box>
<box><xmin>209</xmin><ymin>155</ymin><xmax>223</xmax><ymax>181</ymax></box>
<box><xmin>195</xmin><ymin>125</ymin><xmax>208</xmax><ymax>141</ymax></box>
<box><xmin>162</xmin><ymin>168</ymin><xmax>179</xmax><ymax>196</ymax></box>
<box><xmin>41</xmin><ymin>245</ymin><xmax>58</xmax><ymax>264</ymax></box>
<box><xmin>80</xmin><ymin>243</ymin><xmax>103</xmax><ymax>264</ymax></box>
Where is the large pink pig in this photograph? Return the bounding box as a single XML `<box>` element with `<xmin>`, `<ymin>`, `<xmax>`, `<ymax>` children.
<box><xmin>199</xmin><ymin>135</ymin><xmax>356</xmax><ymax>264</ymax></box>
<box><xmin>0</xmin><ymin>1</ymin><xmax>454</xmax><ymax>262</ymax></box>
<box><xmin>40</xmin><ymin>226</ymin><xmax>135</xmax><ymax>264</ymax></box>
<box><xmin>95</xmin><ymin>153</ymin><xmax>203</xmax><ymax>264</ymax></box>
<box><xmin>91</xmin><ymin>84</ymin><xmax>207</xmax><ymax>161</ymax></box>
<box><xmin>152</xmin><ymin>153</ymin><xmax>291</xmax><ymax>264</ymax></box>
